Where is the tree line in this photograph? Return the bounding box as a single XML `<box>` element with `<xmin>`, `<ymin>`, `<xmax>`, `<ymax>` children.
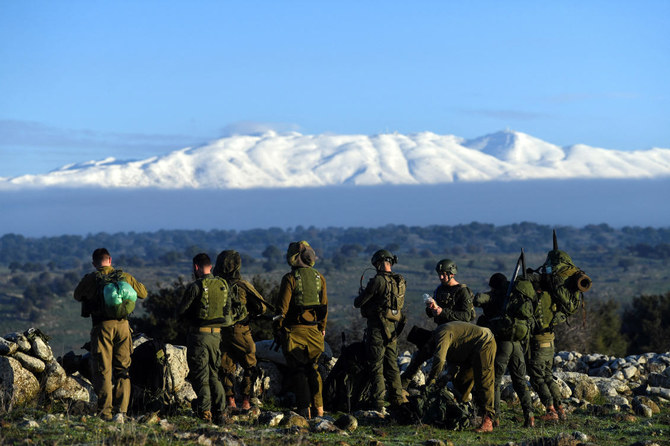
<box><xmin>2</xmin><ymin>222</ymin><xmax>670</xmax><ymax>269</ymax></box>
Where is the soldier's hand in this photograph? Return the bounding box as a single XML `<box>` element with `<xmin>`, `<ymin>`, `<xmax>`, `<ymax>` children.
<box><xmin>321</xmin><ymin>330</ymin><xmax>325</xmax><ymax>337</ymax></box>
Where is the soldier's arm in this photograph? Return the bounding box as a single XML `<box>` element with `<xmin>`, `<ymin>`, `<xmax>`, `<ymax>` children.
<box><xmin>123</xmin><ymin>272</ymin><xmax>148</xmax><ymax>299</ymax></box>
<box><xmin>353</xmin><ymin>276</ymin><xmax>381</xmax><ymax>308</ymax></box>
<box><xmin>176</xmin><ymin>282</ymin><xmax>198</xmax><ymax>318</ymax></box>
<box><xmin>275</xmin><ymin>274</ymin><xmax>294</xmax><ymax>319</ymax></box>
<box><xmin>73</xmin><ymin>273</ymin><xmax>96</xmax><ymax>302</ymax></box>
<box><xmin>239</xmin><ymin>280</ymin><xmax>267</xmax><ymax>315</ymax></box>
<box><xmin>473</xmin><ymin>292</ymin><xmax>492</xmax><ymax>307</ymax></box>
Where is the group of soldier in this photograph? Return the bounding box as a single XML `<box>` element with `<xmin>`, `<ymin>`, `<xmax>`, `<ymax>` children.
<box><xmin>74</xmin><ymin>238</ymin><xmax>586</xmax><ymax>433</ymax></box>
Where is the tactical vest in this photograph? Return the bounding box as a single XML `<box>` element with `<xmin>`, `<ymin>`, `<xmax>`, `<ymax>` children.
<box><xmin>292</xmin><ymin>267</ymin><xmax>323</xmax><ymax>306</ymax></box>
<box><xmin>435</xmin><ymin>284</ymin><xmax>476</xmax><ymax>321</ymax></box>
<box><xmin>291</xmin><ymin>267</ymin><xmax>326</xmax><ymax>324</ymax></box>
<box><xmin>196</xmin><ymin>276</ymin><xmax>233</xmax><ymax>327</ymax></box>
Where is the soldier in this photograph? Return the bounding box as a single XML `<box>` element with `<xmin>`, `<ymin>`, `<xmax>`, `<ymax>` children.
<box><xmin>213</xmin><ymin>250</ymin><xmax>268</xmax><ymax>411</ymax></box>
<box><xmin>274</xmin><ymin>241</ymin><xmax>328</xmax><ymax>419</ymax></box>
<box><xmin>74</xmin><ymin>248</ymin><xmax>147</xmax><ymax>423</ymax></box>
<box><xmin>354</xmin><ymin>249</ymin><xmax>407</xmax><ymax>414</ymax></box>
<box><xmin>424</xmin><ymin>321</ymin><xmax>497</xmax><ymax>433</ymax></box>
<box><xmin>474</xmin><ymin>273</ymin><xmax>535</xmax><ymax>427</ymax></box>
<box><xmin>525</xmin><ymin>250</ymin><xmax>580</xmax><ymax>422</ymax></box>
<box><xmin>177</xmin><ymin>253</ymin><xmax>229</xmax><ymax>424</ymax></box>
<box><xmin>401</xmin><ymin>258</ymin><xmax>475</xmax><ymax>386</ymax></box>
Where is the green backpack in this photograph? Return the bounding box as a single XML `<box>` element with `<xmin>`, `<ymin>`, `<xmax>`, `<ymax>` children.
<box><xmin>383</xmin><ymin>273</ymin><xmax>406</xmax><ymax>322</ymax></box>
<box><xmin>543</xmin><ymin>250</ymin><xmax>585</xmax><ymax>316</ymax></box>
<box><xmin>95</xmin><ymin>269</ymin><xmax>138</xmax><ymax>319</ymax></box>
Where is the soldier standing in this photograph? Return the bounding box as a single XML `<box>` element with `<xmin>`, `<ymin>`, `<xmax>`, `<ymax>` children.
<box><xmin>475</xmin><ymin>273</ymin><xmax>535</xmax><ymax>427</ymax></box>
<box><xmin>214</xmin><ymin>250</ymin><xmax>268</xmax><ymax>411</ymax></box>
<box><xmin>177</xmin><ymin>253</ymin><xmax>229</xmax><ymax>424</ymax></box>
<box><xmin>274</xmin><ymin>241</ymin><xmax>328</xmax><ymax>419</ymax></box>
<box><xmin>74</xmin><ymin>248</ymin><xmax>147</xmax><ymax>423</ymax></box>
<box><xmin>402</xmin><ymin>258</ymin><xmax>475</xmax><ymax>386</ymax></box>
<box><xmin>354</xmin><ymin>249</ymin><xmax>407</xmax><ymax>414</ymax></box>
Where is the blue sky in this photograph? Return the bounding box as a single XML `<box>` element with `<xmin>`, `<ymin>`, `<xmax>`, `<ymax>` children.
<box><xmin>1</xmin><ymin>0</ymin><xmax>668</xmax><ymax>178</ymax></box>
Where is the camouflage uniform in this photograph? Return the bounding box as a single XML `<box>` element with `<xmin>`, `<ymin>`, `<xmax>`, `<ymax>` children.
<box><xmin>355</xmin><ymin>270</ymin><xmax>406</xmax><ymax>410</ymax></box>
<box><xmin>426</xmin><ymin>321</ymin><xmax>497</xmax><ymax>419</ymax></box>
<box><xmin>74</xmin><ymin>264</ymin><xmax>147</xmax><ymax>419</ymax></box>
<box><xmin>178</xmin><ymin>272</ymin><xmax>228</xmax><ymax>418</ymax></box>
<box><xmin>275</xmin><ymin>241</ymin><xmax>328</xmax><ymax>416</ymax></box>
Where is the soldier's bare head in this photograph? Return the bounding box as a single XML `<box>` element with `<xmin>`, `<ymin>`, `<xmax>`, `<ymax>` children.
<box><xmin>92</xmin><ymin>248</ymin><xmax>111</xmax><ymax>268</ymax></box>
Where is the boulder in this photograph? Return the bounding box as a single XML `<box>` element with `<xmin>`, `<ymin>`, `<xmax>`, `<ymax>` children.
<box><xmin>51</xmin><ymin>372</ymin><xmax>97</xmax><ymax>411</ymax></box>
<box><xmin>0</xmin><ymin>356</ymin><xmax>40</xmax><ymax>411</ymax></box>
<box><xmin>0</xmin><ymin>337</ymin><xmax>18</xmax><ymax>356</ymax></box>
<box><xmin>334</xmin><ymin>414</ymin><xmax>358</xmax><ymax>432</ymax></box>
<box><xmin>647</xmin><ymin>372</ymin><xmax>670</xmax><ymax>389</ymax></box>
<box><xmin>30</xmin><ymin>336</ymin><xmax>54</xmax><ymax>362</ymax></box>
<box><xmin>3</xmin><ymin>332</ymin><xmax>31</xmax><ymax>352</ymax></box>
<box><xmin>12</xmin><ymin>351</ymin><xmax>46</xmax><ymax>374</ymax></box>
<box><xmin>41</xmin><ymin>359</ymin><xmax>68</xmax><ymax>394</ymax></box>
<box><xmin>280</xmin><ymin>411</ymin><xmax>309</xmax><ymax>428</ymax></box>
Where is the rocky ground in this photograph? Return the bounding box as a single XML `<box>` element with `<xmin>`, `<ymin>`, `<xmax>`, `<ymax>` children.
<box><xmin>1</xmin><ymin>328</ymin><xmax>669</xmax><ymax>445</ymax></box>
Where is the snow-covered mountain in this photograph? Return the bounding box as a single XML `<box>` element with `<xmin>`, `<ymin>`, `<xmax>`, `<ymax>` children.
<box><xmin>2</xmin><ymin>130</ymin><xmax>669</xmax><ymax>189</ymax></box>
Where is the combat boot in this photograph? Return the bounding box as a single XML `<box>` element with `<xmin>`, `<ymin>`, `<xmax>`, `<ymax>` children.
<box><xmin>475</xmin><ymin>415</ymin><xmax>494</xmax><ymax>432</ymax></box>
<box><xmin>524</xmin><ymin>414</ymin><xmax>535</xmax><ymax>427</ymax></box>
<box><xmin>200</xmin><ymin>410</ymin><xmax>213</xmax><ymax>423</ymax></box>
<box><xmin>539</xmin><ymin>406</ymin><xmax>559</xmax><ymax>421</ymax></box>
<box><xmin>226</xmin><ymin>396</ymin><xmax>237</xmax><ymax>409</ymax></box>
<box><xmin>315</xmin><ymin>406</ymin><xmax>324</xmax><ymax>417</ymax></box>
<box><xmin>556</xmin><ymin>405</ymin><xmax>567</xmax><ymax>420</ymax></box>
<box><xmin>240</xmin><ymin>396</ymin><xmax>251</xmax><ymax>411</ymax></box>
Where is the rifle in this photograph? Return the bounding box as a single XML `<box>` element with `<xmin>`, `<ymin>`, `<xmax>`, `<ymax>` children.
<box><xmin>502</xmin><ymin>248</ymin><xmax>525</xmax><ymax>313</ymax></box>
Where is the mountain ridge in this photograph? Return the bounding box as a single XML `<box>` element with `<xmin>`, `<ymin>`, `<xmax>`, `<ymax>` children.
<box><xmin>2</xmin><ymin>129</ymin><xmax>669</xmax><ymax>190</ymax></box>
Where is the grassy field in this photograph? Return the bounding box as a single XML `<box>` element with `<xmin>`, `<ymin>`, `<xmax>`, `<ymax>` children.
<box><xmin>1</xmin><ymin>401</ymin><xmax>668</xmax><ymax>446</ymax></box>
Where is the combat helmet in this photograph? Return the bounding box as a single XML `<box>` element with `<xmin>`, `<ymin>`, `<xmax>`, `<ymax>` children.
<box><xmin>435</xmin><ymin>258</ymin><xmax>458</xmax><ymax>275</ymax></box>
<box><xmin>488</xmin><ymin>272</ymin><xmax>508</xmax><ymax>290</ymax></box>
<box><xmin>371</xmin><ymin>249</ymin><xmax>397</xmax><ymax>267</ymax></box>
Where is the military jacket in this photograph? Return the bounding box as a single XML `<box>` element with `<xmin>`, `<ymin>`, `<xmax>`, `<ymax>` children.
<box><xmin>426</xmin><ymin>321</ymin><xmax>495</xmax><ymax>386</ymax></box>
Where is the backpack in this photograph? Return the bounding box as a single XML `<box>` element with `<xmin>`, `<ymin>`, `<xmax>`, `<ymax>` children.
<box><xmin>490</xmin><ymin>279</ymin><xmax>534</xmax><ymax>342</ymax></box>
<box><xmin>542</xmin><ymin>250</ymin><xmax>586</xmax><ymax>316</ymax></box>
<box><xmin>406</xmin><ymin>385</ymin><xmax>472</xmax><ymax>430</ymax></box>
<box><xmin>323</xmin><ymin>340</ymin><xmax>372</xmax><ymax>413</ymax></box>
<box><xmin>95</xmin><ymin>269</ymin><xmax>138</xmax><ymax>319</ymax></box>
<box><xmin>129</xmin><ymin>338</ymin><xmax>178</xmax><ymax>415</ymax></box>
<box><xmin>383</xmin><ymin>273</ymin><xmax>406</xmax><ymax>322</ymax></box>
